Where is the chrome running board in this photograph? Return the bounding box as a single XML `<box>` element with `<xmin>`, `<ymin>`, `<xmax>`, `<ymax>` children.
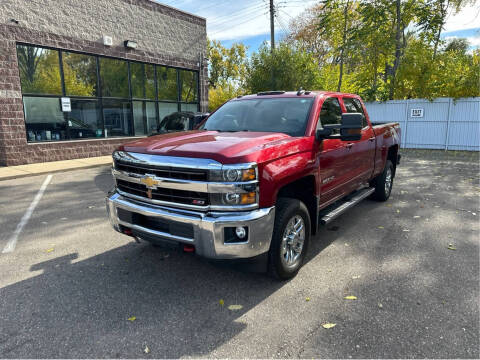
<box><xmin>320</xmin><ymin>187</ymin><xmax>375</xmax><ymax>225</ymax></box>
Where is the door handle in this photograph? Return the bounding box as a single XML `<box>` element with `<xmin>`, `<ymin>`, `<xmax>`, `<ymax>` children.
<box><xmin>345</xmin><ymin>143</ymin><xmax>354</xmax><ymax>149</ymax></box>
<box><xmin>368</xmin><ymin>137</ymin><xmax>375</xmax><ymax>142</ymax></box>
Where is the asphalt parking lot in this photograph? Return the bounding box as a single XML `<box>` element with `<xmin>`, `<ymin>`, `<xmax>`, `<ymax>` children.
<box><xmin>0</xmin><ymin>150</ymin><xmax>478</xmax><ymax>358</ymax></box>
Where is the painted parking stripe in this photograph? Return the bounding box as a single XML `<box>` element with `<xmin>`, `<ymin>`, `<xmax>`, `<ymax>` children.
<box><xmin>2</xmin><ymin>174</ymin><xmax>53</xmax><ymax>254</ymax></box>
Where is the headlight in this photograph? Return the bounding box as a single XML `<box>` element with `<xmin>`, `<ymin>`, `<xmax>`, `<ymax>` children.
<box><xmin>209</xmin><ymin>164</ymin><xmax>257</xmax><ymax>182</ymax></box>
<box><xmin>210</xmin><ymin>192</ymin><xmax>257</xmax><ymax>206</ymax></box>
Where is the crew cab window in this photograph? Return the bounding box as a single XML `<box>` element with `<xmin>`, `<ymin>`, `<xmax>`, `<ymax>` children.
<box><xmin>317</xmin><ymin>97</ymin><xmax>342</xmax><ymax>130</ymax></box>
<box><xmin>202</xmin><ymin>98</ymin><xmax>314</xmax><ymax>137</ymax></box>
<box><xmin>343</xmin><ymin>98</ymin><xmax>368</xmax><ymax>128</ymax></box>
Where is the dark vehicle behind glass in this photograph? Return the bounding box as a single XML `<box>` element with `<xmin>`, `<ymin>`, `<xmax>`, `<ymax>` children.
<box><xmin>157</xmin><ymin>111</ymin><xmax>209</xmax><ymax>134</ymax></box>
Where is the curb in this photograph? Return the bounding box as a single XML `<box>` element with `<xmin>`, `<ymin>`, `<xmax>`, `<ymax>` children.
<box><xmin>0</xmin><ymin>162</ymin><xmax>111</xmax><ymax>181</ymax></box>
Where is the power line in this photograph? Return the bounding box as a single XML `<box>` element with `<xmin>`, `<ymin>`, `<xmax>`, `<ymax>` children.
<box><xmin>209</xmin><ymin>11</ymin><xmax>269</xmax><ymax>36</ymax></box>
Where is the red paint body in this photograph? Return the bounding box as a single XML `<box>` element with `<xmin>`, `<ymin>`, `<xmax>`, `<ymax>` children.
<box><xmin>119</xmin><ymin>91</ymin><xmax>401</xmax><ymax>211</ymax></box>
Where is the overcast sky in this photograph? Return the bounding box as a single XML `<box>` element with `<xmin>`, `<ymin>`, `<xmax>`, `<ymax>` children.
<box><xmin>159</xmin><ymin>0</ymin><xmax>480</xmax><ymax>52</ymax></box>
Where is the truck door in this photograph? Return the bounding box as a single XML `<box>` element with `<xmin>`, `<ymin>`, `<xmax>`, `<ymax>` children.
<box><xmin>316</xmin><ymin>97</ymin><xmax>351</xmax><ymax>207</ymax></box>
<box><xmin>341</xmin><ymin>97</ymin><xmax>376</xmax><ymax>187</ymax></box>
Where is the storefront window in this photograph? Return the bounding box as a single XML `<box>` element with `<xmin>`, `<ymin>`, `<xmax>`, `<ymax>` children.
<box><xmin>99</xmin><ymin>58</ymin><xmax>129</xmax><ymax>98</ymax></box>
<box><xmin>181</xmin><ymin>103</ymin><xmax>199</xmax><ymax>112</ymax></box>
<box><xmin>17</xmin><ymin>44</ymin><xmax>199</xmax><ymax>143</ymax></box>
<box><xmin>158</xmin><ymin>102</ymin><xmax>180</xmax><ymax>123</ymax></box>
<box><xmin>63</xmin><ymin>52</ymin><xmax>98</xmax><ymax>97</ymax></box>
<box><xmin>68</xmin><ymin>99</ymin><xmax>103</xmax><ymax>139</ymax></box>
<box><xmin>16</xmin><ymin>45</ymin><xmax>62</xmax><ymax>95</ymax></box>
<box><xmin>179</xmin><ymin>70</ymin><xmax>198</xmax><ymax>102</ymax></box>
<box><xmin>133</xmin><ymin>101</ymin><xmax>158</xmax><ymax>135</ymax></box>
<box><xmin>131</xmin><ymin>63</ymin><xmax>156</xmax><ymax>100</ymax></box>
<box><xmin>23</xmin><ymin>97</ymin><xmax>66</xmax><ymax>141</ymax></box>
<box><xmin>157</xmin><ymin>66</ymin><xmax>178</xmax><ymax>101</ymax></box>
<box><xmin>103</xmin><ymin>99</ymin><xmax>132</xmax><ymax>137</ymax></box>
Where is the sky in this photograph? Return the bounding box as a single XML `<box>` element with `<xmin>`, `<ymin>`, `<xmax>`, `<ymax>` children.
<box><xmin>159</xmin><ymin>0</ymin><xmax>480</xmax><ymax>53</ymax></box>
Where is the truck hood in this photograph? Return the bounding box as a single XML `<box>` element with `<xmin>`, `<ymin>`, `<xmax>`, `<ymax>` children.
<box><xmin>120</xmin><ymin>130</ymin><xmax>311</xmax><ymax>164</ymax></box>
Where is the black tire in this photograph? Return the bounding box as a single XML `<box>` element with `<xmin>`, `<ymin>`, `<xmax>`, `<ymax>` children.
<box><xmin>370</xmin><ymin>160</ymin><xmax>394</xmax><ymax>201</ymax></box>
<box><xmin>268</xmin><ymin>198</ymin><xmax>311</xmax><ymax>280</ymax></box>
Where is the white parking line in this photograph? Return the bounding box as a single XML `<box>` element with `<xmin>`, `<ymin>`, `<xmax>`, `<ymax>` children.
<box><xmin>2</xmin><ymin>174</ymin><xmax>53</xmax><ymax>254</ymax></box>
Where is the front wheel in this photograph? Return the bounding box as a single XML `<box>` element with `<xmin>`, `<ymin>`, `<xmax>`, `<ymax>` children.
<box><xmin>370</xmin><ymin>160</ymin><xmax>394</xmax><ymax>201</ymax></box>
<box><xmin>268</xmin><ymin>198</ymin><xmax>311</xmax><ymax>280</ymax></box>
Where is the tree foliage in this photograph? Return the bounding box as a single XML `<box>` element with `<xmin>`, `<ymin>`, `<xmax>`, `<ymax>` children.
<box><xmin>245</xmin><ymin>42</ymin><xmax>323</xmax><ymax>93</ymax></box>
<box><xmin>285</xmin><ymin>0</ymin><xmax>479</xmax><ymax>100</ymax></box>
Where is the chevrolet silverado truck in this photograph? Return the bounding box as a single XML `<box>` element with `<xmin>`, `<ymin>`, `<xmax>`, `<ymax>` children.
<box><xmin>106</xmin><ymin>90</ymin><xmax>401</xmax><ymax>279</ymax></box>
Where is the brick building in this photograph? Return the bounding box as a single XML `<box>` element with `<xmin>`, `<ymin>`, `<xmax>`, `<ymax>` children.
<box><xmin>0</xmin><ymin>0</ymin><xmax>208</xmax><ymax>166</ymax></box>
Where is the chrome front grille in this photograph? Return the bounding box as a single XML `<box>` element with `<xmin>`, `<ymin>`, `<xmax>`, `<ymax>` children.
<box><xmin>116</xmin><ymin>179</ymin><xmax>209</xmax><ymax>206</ymax></box>
<box><xmin>111</xmin><ymin>151</ymin><xmax>259</xmax><ymax>212</ymax></box>
<box><xmin>114</xmin><ymin>160</ymin><xmax>208</xmax><ymax>181</ymax></box>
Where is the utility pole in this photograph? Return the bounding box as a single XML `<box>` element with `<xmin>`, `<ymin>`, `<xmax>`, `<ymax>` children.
<box><xmin>269</xmin><ymin>0</ymin><xmax>275</xmax><ymax>52</ymax></box>
<box><xmin>269</xmin><ymin>0</ymin><xmax>275</xmax><ymax>90</ymax></box>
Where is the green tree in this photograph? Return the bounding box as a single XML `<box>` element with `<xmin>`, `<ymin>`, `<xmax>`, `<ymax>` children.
<box><xmin>245</xmin><ymin>42</ymin><xmax>323</xmax><ymax>93</ymax></box>
<box><xmin>207</xmin><ymin>39</ymin><xmax>248</xmax><ymax>111</ymax></box>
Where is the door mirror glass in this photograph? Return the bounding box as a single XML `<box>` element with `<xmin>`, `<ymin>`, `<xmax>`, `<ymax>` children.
<box><xmin>340</xmin><ymin>113</ymin><xmax>363</xmax><ymax>141</ymax></box>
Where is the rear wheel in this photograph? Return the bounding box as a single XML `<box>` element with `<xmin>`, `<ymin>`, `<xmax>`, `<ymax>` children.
<box><xmin>268</xmin><ymin>198</ymin><xmax>311</xmax><ymax>280</ymax></box>
<box><xmin>370</xmin><ymin>160</ymin><xmax>394</xmax><ymax>201</ymax></box>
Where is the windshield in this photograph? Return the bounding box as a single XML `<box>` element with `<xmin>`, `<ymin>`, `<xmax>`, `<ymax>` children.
<box><xmin>202</xmin><ymin>97</ymin><xmax>314</xmax><ymax>136</ymax></box>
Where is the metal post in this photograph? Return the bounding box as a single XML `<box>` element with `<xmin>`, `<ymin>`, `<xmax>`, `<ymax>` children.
<box><xmin>403</xmin><ymin>100</ymin><xmax>409</xmax><ymax>148</ymax></box>
<box><xmin>445</xmin><ymin>97</ymin><xmax>452</xmax><ymax>151</ymax></box>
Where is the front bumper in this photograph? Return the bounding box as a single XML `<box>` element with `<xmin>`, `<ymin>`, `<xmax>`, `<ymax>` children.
<box><xmin>106</xmin><ymin>192</ymin><xmax>275</xmax><ymax>259</ymax></box>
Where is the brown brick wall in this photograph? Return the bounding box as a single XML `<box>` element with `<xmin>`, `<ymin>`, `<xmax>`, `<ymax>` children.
<box><xmin>0</xmin><ymin>0</ymin><xmax>208</xmax><ymax>166</ymax></box>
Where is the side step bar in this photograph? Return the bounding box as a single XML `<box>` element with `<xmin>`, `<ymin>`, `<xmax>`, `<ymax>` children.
<box><xmin>320</xmin><ymin>187</ymin><xmax>375</xmax><ymax>225</ymax></box>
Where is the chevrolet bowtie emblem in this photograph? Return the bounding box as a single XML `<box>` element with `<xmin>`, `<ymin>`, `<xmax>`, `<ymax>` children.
<box><xmin>140</xmin><ymin>175</ymin><xmax>159</xmax><ymax>189</ymax></box>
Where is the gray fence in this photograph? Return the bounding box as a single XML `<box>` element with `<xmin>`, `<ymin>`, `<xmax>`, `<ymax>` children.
<box><xmin>365</xmin><ymin>97</ymin><xmax>480</xmax><ymax>151</ymax></box>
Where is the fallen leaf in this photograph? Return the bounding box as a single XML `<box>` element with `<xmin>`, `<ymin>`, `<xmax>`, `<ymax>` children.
<box><xmin>143</xmin><ymin>345</ymin><xmax>150</xmax><ymax>354</ymax></box>
<box><xmin>344</xmin><ymin>243</ymin><xmax>350</xmax><ymax>247</ymax></box>
<box><xmin>228</xmin><ymin>304</ymin><xmax>243</xmax><ymax>310</ymax></box>
<box><xmin>344</xmin><ymin>295</ymin><xmax>357</xmax><ymax>300</ymax></box>
<box><xmin>305</xmin><ymin>297</ymin><xmax>311</xmax><ymax>302</ymax></box>
<box><xmin>413</xmin><ymin>215</ymin><xmax>421</xmax><ymax>218</ymax></box>
<box><xmin>322</xmin><ymin>323</ymin><xmax>336</xmax><ymax>329</ymax></box>
<box><xmin>378</xmin><ymin>303</ymin><xmax>383</xmax><ymax>308</ymax></box>
<box><xmin>88</xmin><ymin>206</ymin><xmax>95</xmax><ymax>209</ymax></box>
<box><xmin>377</xmin><ymin>226</ymin><xmax>384</xmax><ymax>229</ymax></box>
<box><xmin>127</xmin><ymin>316</ymin><xmax>136</xmax><ymax>322</ymax></box>
<box><xmin>403</xmin><ymin>229</ymin><xmax>410</xmax><ymax>232</ymax></box>
<box><xmin>387</xmin><ymin>204</ymin><xmax>392</xmax><ymax>207</ymax></box>
<box><xmin>447</xmin><ymin>244</ymin><xmax>456</xmax><ymax>251</ymax></box>
<box><xmin>352</xmin><ymin>275</ymin><xmax>360</xmax><ymax>279</ymax></box>
<box><xmin>396</xmin><ymin>209</ymin><xmax>400</xmax><ymax>213</ymax></box>
<box><xmin>46</xmin><ymin>248</ymin><xmax>54</xmax><ymax>253</ymax></box>
<box><xmin>219</xmin><ymin>299</ymin><xmax>224</xmax><ymax>306</ymax></box>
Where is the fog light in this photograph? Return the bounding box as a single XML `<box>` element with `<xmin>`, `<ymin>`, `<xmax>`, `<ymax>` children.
<box><xmin>235</xmin><ymin>226</ymin><xmax>247</xmax><ymax>239</ymax></box>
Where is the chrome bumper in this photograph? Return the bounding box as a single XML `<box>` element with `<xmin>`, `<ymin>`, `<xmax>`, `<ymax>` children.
<box><xmin>106</xmin><ymin>192</ymin><xmax>275</xmax><ymax>259</ymax></box>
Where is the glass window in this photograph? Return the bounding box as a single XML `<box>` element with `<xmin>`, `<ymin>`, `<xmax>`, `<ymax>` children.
<box><xmin>131</xmin><ymin>63</ymin><xmax>155</xmax><ymax>100</ymax></box>
<box><xmin>146</xmin><ymin>102</ymin><xmax>157</xmax><ymax>134</ymax></box>
<box><xmin>317</xmin><ymin>97</ymin><xmax>342</xmax><ymax>129</ymax></box>
<box><xmin>99</xmin><ymin>58</ymin><xmax>129</xmax><ymax>98</ymax></box>
<box><xmin>62</xmin><ymin>52</ymin><xmax>98</xmax><ymax>97</ymax></box>
<box><xmin>158</xmin><ymin>102</ymin><xmax>179</xmax><ymax>122</ymax></box>
<box><xmin>68</xmin><ymin>99</ymin><xmax>102</xmax><ymax>139</ymax></box>
<box><xmin>102</xmin><ymin>99</ymin><xmax>132</xmax><ymax>137</ymax></box>
<box><xmin>159</xmin><ymin>112</ymin><xmax>192</xmax><ymax>133</ymax></box>
<box><xmin>133</xmin><ymin>101</ymin><xmax>146</xmax><ymax>136</ymax></box>
<box><xmin>181</xmin><ymin>103</ymin><xmax>198</xmax><ymax>112</ymax></box>
<box><xmin>179</xmin><ymin>70</ymin><xmax>198</xmax><ymax>102</ymax></box>
<box><xmin>343</xmin><ymin>98</ymin><xmax>368</xmax><ymax>128</ymax></box>
<box><xmin>23</xmin><ymin>97</ymin><xmax>66</xmax><ymax>142</ymax></box>
<box><xmin>157</xmin><ymin>66</ymin><xmax>178</xmax><ymax>101</ymax></box>
<box><xmin>16</xmin><ymin>45</ymin><xmax>62</xmax><ymax>95</ymax></box>
<box><xmin>202</xmin><ymin>98</ymin><xmax>313</xmax><ymax>137</ymax></box>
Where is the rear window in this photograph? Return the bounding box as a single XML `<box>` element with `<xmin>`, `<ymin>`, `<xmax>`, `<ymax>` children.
<box><xmin>202</xmin><ymin>98</ymin><xmax>314</xmax><ymax>136</ymax></box>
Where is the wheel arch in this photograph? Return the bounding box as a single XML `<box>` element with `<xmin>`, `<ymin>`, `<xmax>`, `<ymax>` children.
<box><xmin>276</xmin><ymin>175</ymin><xmax>318</xmax><ymax>235</ymax></box>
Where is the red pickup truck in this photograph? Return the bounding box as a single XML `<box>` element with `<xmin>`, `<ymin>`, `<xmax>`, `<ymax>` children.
<box><xmin>106</xmin><ymin>90</ymin><xmax>401</xmax><ymax>279</ymax></box>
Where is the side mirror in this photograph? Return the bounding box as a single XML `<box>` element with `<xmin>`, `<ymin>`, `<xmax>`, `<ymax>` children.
<box><xmin>340</xmin><ymin>113</ymin><xmax>363</xmax><ymax>141</ymax></box>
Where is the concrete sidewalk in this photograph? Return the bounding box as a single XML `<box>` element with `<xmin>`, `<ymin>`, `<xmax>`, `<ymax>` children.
<box><xmin>0</xmin><ymin>156</ymin><xmax>112</xmax><ymax>181</ymax></box>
